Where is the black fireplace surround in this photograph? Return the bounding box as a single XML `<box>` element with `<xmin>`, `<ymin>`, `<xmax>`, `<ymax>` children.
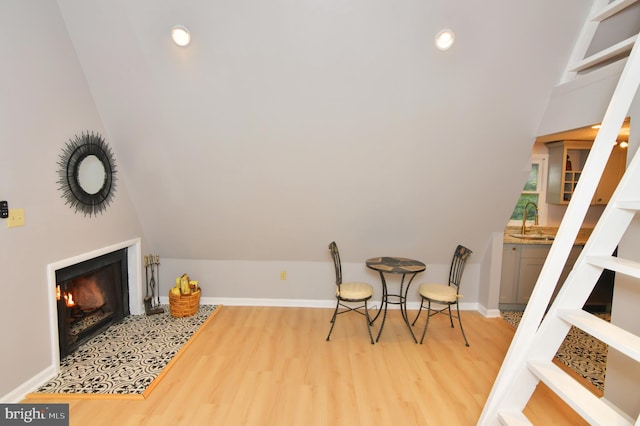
<box><xmin>55</xmin><ymin>248</ymin><xmax>129</xmax><ymax>358</ymax></box>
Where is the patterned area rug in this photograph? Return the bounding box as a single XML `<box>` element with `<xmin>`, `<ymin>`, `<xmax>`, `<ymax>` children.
<box><xmin>29</xmin><ymin>305</ymin><xmax>218</xmax><ymax>399</ymax></box>
<box><xmin>501</xmin><ymin>310</ymin><xmax>608</xmax><ymax>391</ymax></box>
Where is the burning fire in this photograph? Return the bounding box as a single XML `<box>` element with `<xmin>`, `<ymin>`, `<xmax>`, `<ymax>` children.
<box><xmin>56</xmin><ymin>285</ymin><xmax>76</xmax><ymax>307</ymax></box>
<box><xmin>65</xmin><ymin>293</ymin><xmax>75</xmax><ymax>307</ymax></box>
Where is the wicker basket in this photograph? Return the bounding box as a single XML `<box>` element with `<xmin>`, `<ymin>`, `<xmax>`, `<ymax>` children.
<box><xmin>169</xmin><ymin>289</ymin><xmax>200</xmax><ymax>318</ymax></box>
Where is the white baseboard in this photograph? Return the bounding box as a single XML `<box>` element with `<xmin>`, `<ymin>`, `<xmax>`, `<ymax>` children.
<box><xmin>161</xmin><ymin>296</ymin><xmax>483</xmax><ymax>313</ymax></box>
<box><xmin>1</xmin><ymin>365</ymin><xmax>57</xmax><ymax>403</ymax></box>
<box><xmin>477</xmin><ymin>306</ymin><xmax>502</xmax><ymax>318</ymax></box>
<box><xmin>160</xmin><ymin>296</ymin><xmax>338</xmax><ymax>308</ymax></box>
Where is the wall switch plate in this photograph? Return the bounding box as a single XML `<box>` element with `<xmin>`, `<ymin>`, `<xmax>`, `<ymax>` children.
<box><xmin>0</xmin><ymin>201</ymin><xmax>7</xmax><ymax>218</ymax></box>
<box><xmin>7</xmin><ymin>208</ymin><xmax>25</xmax><ymax>228</ymax></box>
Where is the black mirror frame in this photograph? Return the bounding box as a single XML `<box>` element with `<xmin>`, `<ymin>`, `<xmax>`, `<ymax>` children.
<box><xmin>57</xmin><ymin>131</ymin><xmax>117</xmax><ymax>217</ymax></box>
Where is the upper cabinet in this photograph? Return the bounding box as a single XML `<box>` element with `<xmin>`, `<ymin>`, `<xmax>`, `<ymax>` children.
<box><xmin>545</xmin><ymin>140</ymin><xmax>627</xmax><ymax>205</ymax></box>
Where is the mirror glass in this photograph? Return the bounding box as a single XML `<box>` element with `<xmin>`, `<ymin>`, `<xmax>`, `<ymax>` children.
<box><xmin>77</xmin><ymin>155</ymin><xmax>106</xmax><ymax>195</ymax></box>
<box><xmin>58</xmin><ymin>131</ymin><xmax>117</xmax><ymax>217</ymax></box>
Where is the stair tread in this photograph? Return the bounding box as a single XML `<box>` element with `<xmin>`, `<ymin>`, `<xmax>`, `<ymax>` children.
<box><xmin>616</xmin><ymin>200</ymin><xmax>640</xmax><ymax>210</ymax></box>
<box><xmin>586</xmin><ymin>255</ymin><xmax>640</xmax><ymax>278</ymax></box>
<box><xmin>497</xmin><ymin>410</ymin><xmax>532</xmax><ymax>425</ymax></box>
<box><xmin>528</xmin><ymin>361</ymin><xmax>633</xmax><ymax>425</ymax></box>
<box><xmin>591</xmin><ymin>0</ymin><xmax>640</xmax><ymax>22</ymax></box>
<box><xmin>569</xmin><ymin>35</ymin><xmax>636</xmax><ymax>72</ymax></box>
<box><xmin>557</xmin><ymin>309</ymin><xmax>640</xmax><ymax>362</ymax></box>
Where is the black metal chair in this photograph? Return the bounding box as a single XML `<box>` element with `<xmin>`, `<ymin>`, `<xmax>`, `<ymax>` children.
<box><xmin>326</xmin><ymin>242</ymin><xmax>375</xmax><ymax>344</ymax></box>
<box><xmin>412</xmin><ymin>245</ymin><xmax>473</xmax><ymax>346</ymax></box>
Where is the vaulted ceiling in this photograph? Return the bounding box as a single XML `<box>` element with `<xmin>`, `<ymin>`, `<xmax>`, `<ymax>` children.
<box><xmin>56</xmin><ymin>0</ymin><xmax>592</xmax><ymax>263</ymax></box>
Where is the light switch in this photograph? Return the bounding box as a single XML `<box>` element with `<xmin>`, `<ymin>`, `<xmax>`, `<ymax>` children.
<box><xmin>7</xmin><ymin>208</ymin><xmax>25</xmax><ymax>228</ymax></box>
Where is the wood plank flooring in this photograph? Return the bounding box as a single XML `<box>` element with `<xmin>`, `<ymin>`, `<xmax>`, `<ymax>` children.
<box><xmin>25</xmin><ymin>306</ymin><xmax>589</xmax><ymax>425</ymax></box>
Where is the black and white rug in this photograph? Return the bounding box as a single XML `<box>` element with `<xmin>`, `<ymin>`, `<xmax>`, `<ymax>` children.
<box><xmin>501</xmin><ymin>310</ymin><xmax>608</xmax><ymax>391</ymax></box>
<box><xmin>32</xmin><ymin>305</ymin><xmax>217</xmax><ymax>397</ymax></box>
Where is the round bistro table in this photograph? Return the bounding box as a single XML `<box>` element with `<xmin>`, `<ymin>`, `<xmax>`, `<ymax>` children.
<box><xmin>366</xmin><ymin>257</ymin><xmax>426</xmax><ymax>343</ymax></box>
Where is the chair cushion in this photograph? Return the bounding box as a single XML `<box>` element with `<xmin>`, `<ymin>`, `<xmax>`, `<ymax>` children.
<box><xmin>418</xmin><ymin>283</ymin><xmax>459</xmax><ymax>303</ymax></box>
<box><xmin>337</xmin><ymin>282</ymin><xmax>373</xmax><ymax>300</ymax></box>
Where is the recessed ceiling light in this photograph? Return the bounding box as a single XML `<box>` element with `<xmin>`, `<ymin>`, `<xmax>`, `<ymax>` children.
<box><xmin>435</xmin><ymin>29</ymin><xmax>455</xmax><ymax>51</ymax></box>
<box><xmin>171</xmin><ymin>25</ymin><xmax>191</xmax><ymax>47</ymax></box>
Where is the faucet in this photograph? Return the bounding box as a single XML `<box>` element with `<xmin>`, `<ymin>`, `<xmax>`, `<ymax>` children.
<box><xmin>521</xmin><ymin>201</ymin><xmax>539</xmax><ymax>235</ymax></box>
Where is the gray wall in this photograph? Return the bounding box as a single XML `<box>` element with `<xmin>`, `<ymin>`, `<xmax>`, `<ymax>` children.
<box><xmin>0</xmin><ymin>1</ymin><xmax>144</xmax><ymax>400</ymax></box>
<box><xmin>55</xmin><ymin>0</ymin><xmax>589</xmax><ymax>265</ymax></box>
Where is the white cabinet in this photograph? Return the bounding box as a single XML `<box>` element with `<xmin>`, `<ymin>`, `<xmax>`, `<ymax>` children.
<box><xmin>546</xmin><ymin>140</ymin><xmax>626</xmax><ymax>205</ymax></box>
<box><xmin>516</xmin><ymin>245</ymin><xmax>549</xmax><ymax>304</ymax></box>
<box><xmin>500</xmin><ymin>244</ymin><xmax>582</xmax><ymax>306</ymax></box>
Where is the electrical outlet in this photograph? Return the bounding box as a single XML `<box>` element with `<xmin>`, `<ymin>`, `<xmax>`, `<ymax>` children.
<box><xmin>280</xmin><ymin>271</ymin><xmax>287</xmax><ymax>280</ymax></box>
<box><xmin>0</xmin><ymin>201</ymin><xmax>8</xmax><ymax>218</ymax></box>
<box><xmin>7</xmin><ymin>208</ymin><xmax>25</xmax><ymax>228</ymax></box>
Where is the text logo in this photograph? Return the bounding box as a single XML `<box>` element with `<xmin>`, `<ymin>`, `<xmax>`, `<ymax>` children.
<box><xmin>0</xmin><ymin>404</ymin><xmax>68</xmax><ymax>426</ymax></box>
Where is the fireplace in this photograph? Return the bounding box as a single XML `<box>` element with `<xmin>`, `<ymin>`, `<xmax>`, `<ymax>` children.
<box><xmin>55</xmin><ymin>248</ymin><xmax>129</xmax><ymax>358</ymax></box>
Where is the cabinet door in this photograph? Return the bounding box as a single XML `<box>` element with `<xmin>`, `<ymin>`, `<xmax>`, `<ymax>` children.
<box><xmin>593</xmin><ymin>146</ymin><xmax>626</xmax><ymax>205</ymax></box>
<box><xmin>516</xmin><ymin>245</ymin><xmax>550</xmax><ymax>304</ymax></box>
<box><xmin>546</xmin><ymin>143</ymin><xmax>564</xmax><ymax>204</ymax></box>
<box><xmin>500</xmin><ymin>244</ymin><xmax>519</xmax><ymax>304</ymax></box>
<box><xmin>551</xmin><ymin>246</ymin><xmax>582</xmax><ymax>303</ymax></box>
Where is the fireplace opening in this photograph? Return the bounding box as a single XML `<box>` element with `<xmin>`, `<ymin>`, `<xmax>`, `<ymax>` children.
<box><xmin>56</xmin><ymin>248</ymin><xmax>129</xmax><ymax>358</ymax></box>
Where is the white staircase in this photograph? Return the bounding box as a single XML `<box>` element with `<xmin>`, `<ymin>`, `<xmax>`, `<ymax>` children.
<box><xmin>560</xmin><ymin>0</ymin><xmax>639</xmax><ymax>84</ymax></box>
<box><xmin>479</xmin><ymin>2</ymin><xmax>640</xmax><ymax>424</ymax></box>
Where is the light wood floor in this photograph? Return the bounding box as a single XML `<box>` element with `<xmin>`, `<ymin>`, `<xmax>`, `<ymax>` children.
<box><xmin>25</xmin><ymin>306</ymin><xmax>589</xmax><ymax>425</ymax></box>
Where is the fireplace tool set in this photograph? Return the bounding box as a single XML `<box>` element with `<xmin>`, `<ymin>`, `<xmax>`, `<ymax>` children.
<box><xmin>144</xmin><ymin>254</ymin><xmax>164</xmax><ymax>315</ymax></box>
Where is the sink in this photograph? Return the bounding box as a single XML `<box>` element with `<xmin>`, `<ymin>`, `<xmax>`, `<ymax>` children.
<box><xmin>509</xmin><ymin>233</ymin><xmax>555</xmax><ymax>241</ymax></box>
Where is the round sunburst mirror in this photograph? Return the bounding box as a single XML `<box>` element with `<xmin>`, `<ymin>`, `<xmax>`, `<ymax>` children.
<box><xmin>57</xmin><ymin>132</ymin><xmax>117</xmax><ymax>217</ymax></box>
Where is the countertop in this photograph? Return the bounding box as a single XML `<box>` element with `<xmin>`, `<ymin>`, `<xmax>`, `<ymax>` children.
<box><xmin>503</xmin><ymin>226</ymin><xmax>592</xmax><ymax>246</ymax></box>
